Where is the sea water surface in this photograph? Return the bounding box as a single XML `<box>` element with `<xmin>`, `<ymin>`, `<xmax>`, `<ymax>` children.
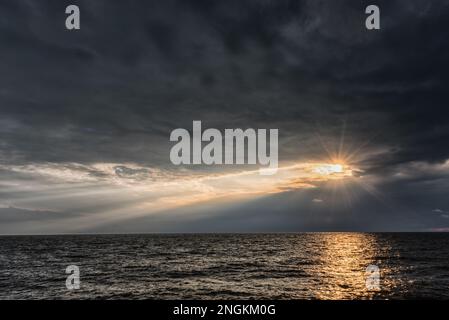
<box><xmin>0</xmin><ymin>233</ymin><xmax>448</xmax><ymax>299</ymax></box>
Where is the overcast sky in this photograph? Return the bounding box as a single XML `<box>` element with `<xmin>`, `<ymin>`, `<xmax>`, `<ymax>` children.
<box><xmin>1</xmin><ymin>0</ymin><xmax>449</xmax><ymax>234</ymax></box>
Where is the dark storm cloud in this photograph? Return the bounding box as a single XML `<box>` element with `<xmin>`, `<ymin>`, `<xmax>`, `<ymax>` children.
<box><xmin>1</xmin><ymin>0</ymin><xmax>449</xmax><ymax>232</ymax></box>
<box><xmin>1</xmin><ymin>0</ymin><xmax>448</xmax><ymax>169</ymax></box>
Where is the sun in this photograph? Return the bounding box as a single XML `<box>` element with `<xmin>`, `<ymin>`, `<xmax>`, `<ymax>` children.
<box><xmin>313</xmin><ymin>163</ymin><xmax>345</xmax><ymax>175</ymax></box>
<box><xmin>310</xmin><ymin>162</ymin><xmax>354</xmax><ymax>179</ymax></box>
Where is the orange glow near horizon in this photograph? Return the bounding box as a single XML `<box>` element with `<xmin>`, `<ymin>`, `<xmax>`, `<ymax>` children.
<box><xmin>0</xmin><ymin>158</ymin><xmax>360</xmax><ymax>231</ymax></box>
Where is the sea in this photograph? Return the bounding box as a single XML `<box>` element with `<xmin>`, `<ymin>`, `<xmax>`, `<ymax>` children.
<box><xmin>0</xmin><ymin>233</ymin><xmax>448</xmax><ymax>299</ymax></box>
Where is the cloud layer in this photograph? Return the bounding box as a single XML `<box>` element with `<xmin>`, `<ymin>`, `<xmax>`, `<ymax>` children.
<box><xmin>1</xmin><ymin>0</ymin><xmax>449</xmax><ymax>233</ymax></box>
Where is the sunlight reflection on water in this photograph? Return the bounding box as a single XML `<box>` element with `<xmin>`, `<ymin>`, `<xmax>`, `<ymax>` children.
<box><xmin>0</xmin><ymin>233</ymin><xmax>448</xmax><ymax>299</ymax></box>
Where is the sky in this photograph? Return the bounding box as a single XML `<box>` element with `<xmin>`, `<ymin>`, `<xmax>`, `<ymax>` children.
<box><xmin>1</xmin><ymin>0</ymin><xmax>449</xmax><ymax>234</ymax></box>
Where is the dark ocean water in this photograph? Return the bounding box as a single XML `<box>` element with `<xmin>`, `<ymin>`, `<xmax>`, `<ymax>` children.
<box><xmin>0</xmin><ymin>233</ymin><xmax>448</xmax><ymax>299</ymax></box>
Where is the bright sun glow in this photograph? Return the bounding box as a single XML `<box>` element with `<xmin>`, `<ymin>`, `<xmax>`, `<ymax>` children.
<box><xmin>313</xmin><ymin>163</ymin><xmax>345</xmax><ymax>175</ymax></box>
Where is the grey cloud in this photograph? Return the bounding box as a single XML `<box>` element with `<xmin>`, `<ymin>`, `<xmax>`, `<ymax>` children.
<box><xmin>1</xmin><ymin>0</ymin><xmax>449</xmax><ymax>232</ymax></box>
